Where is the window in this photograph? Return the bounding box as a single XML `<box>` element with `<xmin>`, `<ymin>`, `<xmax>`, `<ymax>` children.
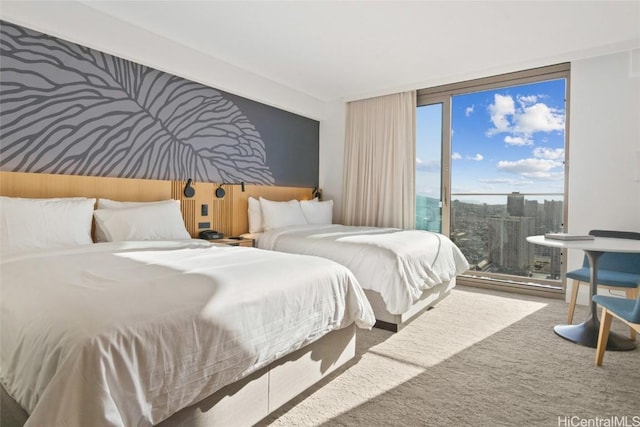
<box><xmin>416</xmin><ymin>64</ymin><xmax>570</xmax><ymax>295</ymax></box>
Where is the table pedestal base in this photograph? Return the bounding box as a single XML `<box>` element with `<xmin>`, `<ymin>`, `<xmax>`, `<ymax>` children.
<box><xmin>554</xmin><ymin>316</ymin><xmax>636</xmax><ymax>351</ymax></box>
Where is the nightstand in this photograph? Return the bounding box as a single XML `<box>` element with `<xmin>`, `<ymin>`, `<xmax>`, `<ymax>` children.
<box><xmin>209</xmin><ymin>238</ymin><xmax>255</xmax><ymax>247</ymax></box>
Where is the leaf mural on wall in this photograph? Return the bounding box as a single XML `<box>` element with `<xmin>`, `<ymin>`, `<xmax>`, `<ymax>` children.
<box><xmin>0</xmin><ymin>21</ymin><xmax>275</xmax><ymax>184</ymax></box>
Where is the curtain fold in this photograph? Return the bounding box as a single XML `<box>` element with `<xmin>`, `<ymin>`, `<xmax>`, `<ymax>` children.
<box><xmin>342</xmin><ymin>91</ymin><xmax>416</xmax><ymax>229</ymax></box>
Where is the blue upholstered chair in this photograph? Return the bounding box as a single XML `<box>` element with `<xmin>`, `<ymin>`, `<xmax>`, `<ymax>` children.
<box><xmin>593</xmin><ymin>294</ymin><xmax>640</xmax><ymax>365</ymax></box>
<box><xmin>566</xmin><ymin>230</ymin><xmax>640</xmax><ymax>340</ymax></box>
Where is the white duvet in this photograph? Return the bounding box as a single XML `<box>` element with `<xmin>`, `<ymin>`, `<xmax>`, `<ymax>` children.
<box><xmin>0</xmin><ymin>240</ymin><xmax>374</xmax><ymax>427</ymax></box>
<box><xmin>255</xmin><ymin>225</ymin><xmax>470</xmax><ymax>315</ymax></box>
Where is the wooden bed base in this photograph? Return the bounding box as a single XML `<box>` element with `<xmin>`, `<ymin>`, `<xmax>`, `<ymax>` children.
<box><xmin>1</xmin><ymin>325</ymin><xmax>356</xmax><ymax>427</ymax></box>
<box><xmin>367</xmin><ymin>279</ymin><xmax>457</xmax><ymax>332</ymax></box>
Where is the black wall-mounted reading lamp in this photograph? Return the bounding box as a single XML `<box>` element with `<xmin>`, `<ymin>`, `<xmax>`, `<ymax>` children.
<box><xmin>215</xmin><ymin>182</ymin><xmax>245</xmax><ymax>198</ymax></box>
<box><xmin>183</xmin><ymin>179</ymin><xmax>196</xmax><ymax>198</ymax></box>
<box><xmin>312</xmin><ymin>187</ymin><xmax>322</xmax><ymax>200</ymax></box>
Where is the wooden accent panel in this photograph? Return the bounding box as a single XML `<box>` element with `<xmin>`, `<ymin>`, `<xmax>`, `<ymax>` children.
<box><xmin>229</xmin><ymin>184</ymin><xmax>314</xmax><ymax>236</ymax></box>
<box><xmin>182</xmin><ymin>199</ymin><xmax>197</xmax><ymax>237</ymax></box>
<box><xmin>172</xmin><ymin>180</ymin><xmax>234</xmax><ymax>238</ymax></box>
<box><xmin>0</xmin><ymin>171</ymin><xmax>171</xmax><ymax>201</ymax></box>
<box><xmin>173</xmin><ymin>180</ymin><xmax>209</xmax><ymax>238</ymax></box>
<box><xmin>213</xmin><ymin>185</ymin><xmax>234</xmax><ymax>237</ymax></box>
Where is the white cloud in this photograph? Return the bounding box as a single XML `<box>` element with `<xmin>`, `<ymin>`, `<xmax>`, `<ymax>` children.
<box><xmin>479</xmin><ymin>177</ymin><xmax>535</xmax><ymax>186</ymax></box>
<box><xmin>486</xmin><ymin>93</ymin><xmax>565</xmax><ymax>144</ymax></box>
<box><xmin>467</xmin><ymin>153</ymin><xmax>483</xmax><ymax>161</ymax></box>
<box><xmin>416</xmin><ymin>157</ymin><xmax>440</xmax><ymax>172</ymax></box>
<box><xmin>496</xmin><ymin>158</ymin><xmax>563</xmax><ymax>180</ymax></box>
<box><xmin>514</xmin><ymin>103</ymin><xmax>565</xmax><ymax>134</ymax></box>
<box><xmin>521</xmin><ymin>171</ymin><xmax>565</xmax><ymax>181</ymax></box>
<box><xmin>497</xmin><ymin>158</ymin><xmax>560</xmax><ymax>173</ymax></box>
<box><xmin>533</xmin><ymin>147</ymin><xmax>564</xmax><ymax>160</ymax></box>
<box><xmin>465</xmin><ymin>105</ymin><xmax>474</xmax><ymax>117</ymax></box>
<box><xmin>488</xmin><ymin>94</ymin><xmax>515</xmax><ymax>133</ymax></box>
<box><xmin>518</xmin><ymin>95</ymin><xmax>537</xmax><ymax>106</ymax></box>
<box><xmin>504</xmin><ymin>135</ymin><xmax>532</xmax><ymax>146</ymax></box>
<box><xmin>451</xmin><ymin>152</ymin><xmax>462</xmax><ymax>160</ymax></box>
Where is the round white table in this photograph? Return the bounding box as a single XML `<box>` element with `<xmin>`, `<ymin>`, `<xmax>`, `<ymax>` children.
<box><xmin>527</xmin><ymin>235</ymin><xmax>640</xmax><ymax>351</ymax></box>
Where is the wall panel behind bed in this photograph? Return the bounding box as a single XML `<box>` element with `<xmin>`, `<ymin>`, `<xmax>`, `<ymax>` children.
<box><xmin>0</xmin><ymin>20</ymin><xmax>319</xmax><ymax>188</ymax></box>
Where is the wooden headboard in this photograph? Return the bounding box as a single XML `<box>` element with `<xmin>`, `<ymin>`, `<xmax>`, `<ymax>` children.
<box><xmin>0</xmin><ymin>171</ymin><xmax>315</xmax><ymax>237</ymax></box>
<box><xmin>0</xmin><ymin>171</ymin><xmax>171</xmax><ymax>201</ymax></box>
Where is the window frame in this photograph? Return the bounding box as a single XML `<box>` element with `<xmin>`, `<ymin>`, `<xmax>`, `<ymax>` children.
<box><xmin>417</xmin><ymin>63</ymin><xmax>571</xmax><ymax>298</ymax></box>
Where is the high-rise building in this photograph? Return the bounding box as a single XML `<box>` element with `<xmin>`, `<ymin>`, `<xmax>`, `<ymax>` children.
<box><xmin>507</xmin><ymin>192</ymin><xmax>524</xmax><ymax>217</ymax></box>
<box><xmin>524</xmin><ymin>200</ymin><xmax>538</xmax><ymax>218</ymax></box>
<box><xmin>488</xmin><ymin>216</ymin><xmax>535</xmax><ymax>272</ymax></box>
<box><xmin>544</xmin><ymin>200</ymin><xmax>563</xmax><ymax>232</ymax></box>
<box><xmin>524</xmin><ymin>199</ymin><xmax>540</xmax><ymax>233</ymax></box>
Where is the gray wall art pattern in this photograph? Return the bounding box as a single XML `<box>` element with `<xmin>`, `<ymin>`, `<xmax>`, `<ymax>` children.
<box><xmin>0</xmin><ymin>20</ymin><xmax>319</xmax><ymax>186</ymax></box>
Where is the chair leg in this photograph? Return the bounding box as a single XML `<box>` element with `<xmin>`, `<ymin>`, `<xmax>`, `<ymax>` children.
<box><xmin>567</xmin><ymin>280</ymin><xmax>581</xmax><ymax>324</ymax></box>
<box><xmin>626</xmin><ymin>288</ymin><xmax>638</xmax><ymax>341</ymax></box>
<box><xmin>596</xmin><ymin>308</ymin><xmax>613</xmax><ymax>366</ymax></box>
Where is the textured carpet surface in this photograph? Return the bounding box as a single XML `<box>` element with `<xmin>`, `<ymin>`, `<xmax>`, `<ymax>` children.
<box><xmin>260</xmin><ymin>286</ymin><xmax>640</xmax><ymax>427</ymax></box>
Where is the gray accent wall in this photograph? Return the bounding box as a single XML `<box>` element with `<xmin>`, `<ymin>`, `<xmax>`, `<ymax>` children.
<box><xmin>0</xmin><ymin>20</ymin><xmax>319</xmax><ymax>187</ymax></box>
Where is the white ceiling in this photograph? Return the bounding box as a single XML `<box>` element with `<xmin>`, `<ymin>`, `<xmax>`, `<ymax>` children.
<box><xmin>10</xmin><ymin>1</ymin><xmax>640</xmax><ymax>102</ymax></box>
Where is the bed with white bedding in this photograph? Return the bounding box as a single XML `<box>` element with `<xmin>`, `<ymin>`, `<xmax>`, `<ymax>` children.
<box><xmin>0</xmin><ymin>240</ymin><xmax>374</xmax><ymax>426</ymax></box>
<box><xmin>248</xmin><ymin>222</ymin><xmax>469</xmax><ymax>331</ymax></box>
<box><xmin>0</xmin><ymin>177</ymin><xmax>376</xmax><ymax>427</ymax></box>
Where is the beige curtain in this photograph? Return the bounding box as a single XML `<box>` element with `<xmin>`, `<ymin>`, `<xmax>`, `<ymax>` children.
<box><xmin>342</xmin><ymin>91</ymin><xmax>416</xmax><ymax>229</ymax></box>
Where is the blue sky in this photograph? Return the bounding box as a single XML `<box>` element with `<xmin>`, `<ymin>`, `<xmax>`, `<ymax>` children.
<box><xmin>416</xmin><ymin>78</ymin><xmax>566</xmax><ymax>202</ymax></box>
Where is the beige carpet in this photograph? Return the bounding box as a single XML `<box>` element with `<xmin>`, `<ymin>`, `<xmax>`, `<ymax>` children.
<box><xmin>260</xmin><ymin>286</ymin><xmax>640</xmax><ymax>427</ymax></box>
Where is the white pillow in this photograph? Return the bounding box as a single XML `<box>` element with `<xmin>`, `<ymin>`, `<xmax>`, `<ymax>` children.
<box><xmin>248</xmin><ymin>197</ymin><xmax>263</xmax><ymax>233</ymax></box>
<box><xmin>300</xmin><ymin>199</ymin><xmax>333</xmax><ymax>225</ymax></box>
<box><xmin>94</xmin><ymin>199</ymin><xmax>180</xmax><ymax>242</ymax></box>
<box><xmin>259</xmin><ymin>197</ymin><xmax>307</xmax><ymax>231</ymax></box>
<box><xmin>0</xmin><ymin>196</ymin><xmax>95</xmax><ymax>254</ymax></box>
<box><xmin>93</xmin><ymin>202</ymin><xmax>190</xmax><ymax>242</ymax></box>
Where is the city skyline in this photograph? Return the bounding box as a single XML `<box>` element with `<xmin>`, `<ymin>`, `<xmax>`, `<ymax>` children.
<box><xmin>448</xmin><ymin>195</ymin><xmax>563</xmax><ymax>282</ymax></box>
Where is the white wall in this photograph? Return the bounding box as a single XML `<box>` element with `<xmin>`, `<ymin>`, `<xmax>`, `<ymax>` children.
<box><xmin>568</xmin><ymin>50</ymin><xmax>640</xmax><ymax>236</ymax></box>
<box><xmin>318</xmin><ymin>100</ymin><xmax>346</xmax><ymax>222</ymax></box>
<box><xmin>0</xmin><ymin>1</ymin><xmax>326</xmax><ymax>120</ymax></box>
<box><xmin>566</xmin><ymin>50</ymin><xmax>640</xmax><ymax>303</ymax></box>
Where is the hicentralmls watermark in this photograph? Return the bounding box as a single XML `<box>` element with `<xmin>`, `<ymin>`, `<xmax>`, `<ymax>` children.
<box><xmin>558</xmin><ymin>416</ymin><xmax>640</xmax><ymax>427</ymax></box>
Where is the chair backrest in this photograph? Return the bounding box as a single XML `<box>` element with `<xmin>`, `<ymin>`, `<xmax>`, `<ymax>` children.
<box><xmin>589</xmin><ymin>230</ymin><xmax>640</xmax><ymax>240</ymax></box>
<box><xmin>631</xmin><ymin>295</ymin><xmax>640</xmax><ymax>324</ymax></box>
<box><xmin>579</xmin><ymin>230</ymin><xmax>640</xmax><ymax>274</ymax></box>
